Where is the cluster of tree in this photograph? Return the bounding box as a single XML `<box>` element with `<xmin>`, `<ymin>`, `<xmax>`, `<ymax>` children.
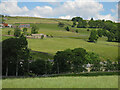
<box><xmin>71</xmin><ymin>17</ymin><xmax>116</xmax><ymax>29</ymax></box>
<box><xmin>14</xmin><ymin>27</ymin><xmax>21</xmax><ymax>37</ymax></box>
<box><xmin>13</xmin><ymin>24</ymin><xmax>39</xmax><ymax>37</ymax></box>
<box><xmin>58</xmin><ymin>22</ymin><xmax>65</xmax><ymax>27</ymax></box>
<box><xmin>31</xmin><ymin>25</ymin><xmax>38</xmax><ymax>34</ymax></box>
<box><xmin>71</xmin><ymin>17</ymin><xmax>119</xmax><ymax>42</ymax></box>
<box><xmin>89</xmin><ymin>30</ymin><xmax>99</xmax><ymax>42</ymax></box>
<box><xmin>23</xmin><ymin>48</ymin><xmax>119</xmax><ymax>75</ymax></box>
<box><xmin>72</xmin><ymin>17</ymin><xmax>87</xmax><ymax>28</ymax></box>
<box><xmin>2</xmin><ymin>35</ymin><xmax>30</xmax><ymax>76</ymax></box>
<box><xmin>29</xmin><ymin>59</ymin><xmax>52</xmax><ymax>75</ymax></box>
<box><xmin>52</xmin><ymin>48</ymin><xmax>118</xmax><ymax>74</ymax></box>
<box><xmin>88</xmin><ymin>18</ymin><xmax>105</xmax><ymax>28</ymax></box>
<box><xmin>2</xmin><ymin>40</ymin><xmax>118</xmax><ymax>76</ymax></box>
<box><xmin>89</xmin><ymin>28</ymin><xmax>120</xmax><ymax>42</ymax></box>
<box><xmin>23</xmin><ymin>27</ymin><xmax>28</xmax><ymax>35</ymax></box>
<box><xmin>65</xmin><ymin>26</ymin><xmax>70</xmax><ymax>31</ymax></box>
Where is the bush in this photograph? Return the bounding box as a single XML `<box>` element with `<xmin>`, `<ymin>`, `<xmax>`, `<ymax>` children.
<box><xmin>31</xmin><ymin>25</ymin><xmax>38</xmax><ymax>34</ymax></box>
<box><xmin>58</xmin><ymin>22</ymin><xmax>64</xmax><ymax>27</ymax></box>
<box><xmin>87</xmin><ymin>29</ymin><xmax>89</xmax><ymax>31</ymax></box>
<box><xmin>75</xmin><ymin>30</ymin><xmax>78</xmax><ymax>33</ymax></box>
<box><xmin>50</xmin><ymin>35</ymin><xmax>53</xmax><ymax>38</ymax></box>
<box><xmin>14</xmin><ymin>27</ymin><xmax>21</xmax><ymax>37</ymax></box>
<box><xmin>89</xmin><ymin>30</ymin><xmax>99</xmax><ymax>42</ymax></box>
<box><xmin>65</xmin><ymin>26</ymin><xmax>70</xmax><ymax>31</ymax></box>
<box><xmin>23</xmin><ymin>28</ymin><xmax>27</xmax><ymax>32</ymax></box>
<box><xmin>8</xmin><ymin>30</ymin><xmax>11</xmax><ymax>35</ymax></box>
<box><xmin>41</xmin><ymin>35</ymin><xmax>44</xmax><ymax>39</ymax></box>
<box><xmin>46</xmin><ymin>35</ymin><xmax>49</xmax><ymax>37</ymax></box>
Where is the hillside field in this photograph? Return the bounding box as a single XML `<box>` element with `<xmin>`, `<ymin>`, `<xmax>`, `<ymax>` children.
<box><xmin>1</xmin><ymin>16</ymin><xmax>119</xmax><ymax>89</ymax></box>
<box><xmin>2</xmin><ymin>16</ymin><xmax>119</xmax><ymax>61</ymax></box>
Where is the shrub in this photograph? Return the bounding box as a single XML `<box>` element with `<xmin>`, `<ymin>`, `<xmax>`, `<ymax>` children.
<box><xmin>76</xmin><ymin>30</ymin><xmax>78</xmax><ymax>33</ymax></box>
<box><xmin>14</xmin><ymin>27</ymin><xmax>21</xmax><ymax>37</ymax></box>
<box><xmin>8</xmin><ymin>30</ymin><xmax>11</xmax><ymax>35</ymax></box>
<box><xmin>87</xmin><ymin>29</ymin><xmax>89</xmax><ymax>31</ymax></box>
<box><xmin>65</xmin><ymin>26</ymin><xmax>70</xmax><ymax>31</ymax></box>
<box><xmin>31</xmin><ymin>25</ymin><xmax>38</xmax><ymax>34</ymax></box>
<box><xmin>58</xmin><ymin>22</ymin><xmax>64</xmax><ymax>27</ymax></box>
<box><xmin>89</xmin><ymin>30</ymin><xmax>99</xmax><ymax>42</ymax></box>
<box><xmin>41</xmin><ymin>35</ymin><xmax>44</xmax><ymax>39</ymax></box>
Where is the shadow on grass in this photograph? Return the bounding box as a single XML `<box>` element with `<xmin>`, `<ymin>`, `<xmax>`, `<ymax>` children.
<box><xmin>51</xmin><ymin>71</ymin><xmax>119</xmax><ymax>77</ymax></box>
<box><xmin>2</xmin><ymin>71</ymin><xmax>119</xmax><ymax>79</ymax></box>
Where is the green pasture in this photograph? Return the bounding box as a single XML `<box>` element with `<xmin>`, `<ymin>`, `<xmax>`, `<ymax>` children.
<box><xmin>30</xmin><ymin>51</ymin><xmax>53</xmax><ymax>60</ymax></box>
<box><xmin>28</xmin><ymin>37</ymin><xmax>118</xmax><ymax>61</ymax></box>
<box><xmin>2</xmin><ymin>36</ymin><xmax>14</xmax><ymax>41</ymax></box>
<box><xmin>2</xmin><ymin>23</ymin><xmax>83</xmax><ymax>37</ymax></box>
<box><xmin>2</xmin><ymin>28</ymin><xmax>14</xmax><ymax>35</ymax></box>
<box><xmin>2</xmin><ymin>17</ymin><xmax>119</xmax><ymax>61</ymax></box>
<box><xmin>2</xmin><ymin>75</ymin><xmax>118</xmax><ymax>88</ymax></box>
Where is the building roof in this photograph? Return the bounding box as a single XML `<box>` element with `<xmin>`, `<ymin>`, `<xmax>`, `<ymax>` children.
<box><xmin>3</xmin><ymin>23</ymin><xmax>8</xmax><ymax>26</ymax></box>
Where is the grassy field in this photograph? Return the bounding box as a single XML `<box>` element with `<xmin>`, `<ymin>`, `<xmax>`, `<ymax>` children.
<box><xmin>1</xmin><ymin>16</ymin><xmax>119</xmax><ymax>89</ymax></box>
<box><xmin>28</xmin><ymin>37</ymin><xmax>118</xmax><ymax>61</ymax></box>
<box><xmin>30</xmin><ymin>51</ymin><xmax>53</xmax><ymax>60</ymax></box>
<box><xmin>2</xmin><ymin>75</ymin><xmax>118</xmax><ymax>88</ymax></box>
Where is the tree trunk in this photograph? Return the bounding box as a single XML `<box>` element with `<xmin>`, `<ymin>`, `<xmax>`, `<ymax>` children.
<box><xmin>16</xmin><ymin>59</ymin><xmax>18</xmax><ymax>76</ymax></box>
<box><xmin>57</xmin><ymin>62</ymin><xmax>59</xmax><ymax>74</ymax></box>
<box><xmin>6</xmin><ymin>61</ymin><xmax>8</xmax><ymax>76</ymax></box>
<box><xmin>27</xmin><ymin>60</ymin><xmax>30</xmax><ymax>75</ymax></box>
<box><xmin>45</xmin><ymin>60</ymin><xmax>47</xmax><ymax>74</ymax></box>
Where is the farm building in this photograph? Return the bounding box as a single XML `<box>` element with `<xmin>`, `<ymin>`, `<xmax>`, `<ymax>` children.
<box><xmin>1</xmin><ymin>23</ymin><xmax>12</xmax><ymax>28</ymax></box>
<box><xmin>32</xmin><ymin>34</ymin><xmax>46</xmax><ymax>39</ymax></box>
<box><xmin>3</xmin><ymin>23</ymin><xmax>8</xmax><ymax>27</ymax></box>
<box><xmin>19</xmin><ymin>24</ymin><xmax>30</xmax><ymax>28</ymax></box>
<box><xmin>8</xmin><ymin>24</ymin><xmax>12</xmax><ymax>27</ymax></box>
<box><xmin>26</xmin><ymin>34</ymin><xmax>46</xmax><ymax>39</ymax></box>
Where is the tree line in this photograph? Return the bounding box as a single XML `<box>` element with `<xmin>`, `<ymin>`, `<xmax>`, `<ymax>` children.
<box><xmin>13</xmin><ymin>24</ymin><xmax>39</xmax><ymax>37</ymax></box>
<box><xmin>89</xmin><ymin>27</ymin><xmax>120</xmax><ymax>42</ymax></box>
<box><xmin>58</xmin><ymin>17</ymin><xmax>119</xmax><ymax>42</ymax></box>
<box><xmin>71</xmin><ymin>17</ymin><xmax>120</xmax><ymax>42</ymax></box>
<box><xmin>2</xmin><ymin>36</ymin><xmax>119</xmax><ymax>76</ymax></box>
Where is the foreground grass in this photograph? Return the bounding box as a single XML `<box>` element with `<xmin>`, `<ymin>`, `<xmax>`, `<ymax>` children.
<box><xmin>2</xmin><ymin>76</ymin><xmax>118</xmax><ymax>88</ymax></box>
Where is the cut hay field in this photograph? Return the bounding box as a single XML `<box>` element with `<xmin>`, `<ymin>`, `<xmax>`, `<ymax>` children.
<box><xmin>2</xmin><ymin>76</ymin><xmax>118</xmax><ymax>88</ymax></box>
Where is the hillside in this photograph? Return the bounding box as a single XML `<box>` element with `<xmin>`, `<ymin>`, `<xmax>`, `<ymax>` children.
<box><xmin>2</xmin><ymin>16</ymin><xmax>119</xmax><ymax>61</ymax></box>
